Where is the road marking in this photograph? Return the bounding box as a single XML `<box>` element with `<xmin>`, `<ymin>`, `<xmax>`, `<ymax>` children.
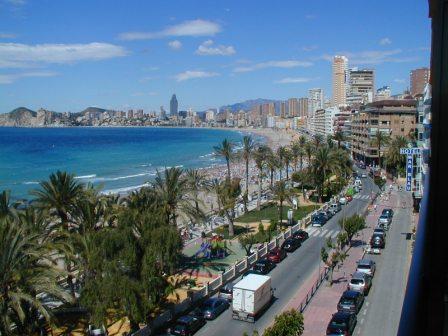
<box><xmin>324</xmin><ymin>230</ymin><xmax>333</xmax><ymax>238</ymax></box>
<box><xmin>365</xmin><ymin>301</ymin><xmax>369</xmax><ymax>307</ymax></box>
<box><xmin>331</xmin><ymin>231</ymin><xmax>339</xmax><ymax>238</ymax></box>
<box><xmin>360</xmin><ymin>318</ymin><xmax>364</xmax><ymax>324</ymax></box>
<box><xmin>363</xmin><ymin>309</ymin><xmax>367</xmax><ymax>315</ymax></box>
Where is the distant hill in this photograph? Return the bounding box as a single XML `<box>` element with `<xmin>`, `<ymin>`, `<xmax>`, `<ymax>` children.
<box><xmin>80</xmin><ymin>107</ymin><xmax>107</xmax><ymax>115</ymax></box>
<box><xmin>0</xmin><ymin>107</ymin><xmax>37</xmax><ymax>126</ymax></box>
<box><xmin>220</xmin><ymin>98</ymin><xmax>281</xmax><ymax>113</ymax></box>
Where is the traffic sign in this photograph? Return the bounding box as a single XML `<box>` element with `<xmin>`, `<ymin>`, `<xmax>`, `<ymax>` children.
<box><xmin>400</xmin><ymin>148</ymin><xmax>421</xmax><ymax>155</ymax></box>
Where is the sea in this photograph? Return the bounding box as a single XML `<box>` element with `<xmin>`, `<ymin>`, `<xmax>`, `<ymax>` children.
<box><xmin>0</xmin><ymin>127</ymin><xmax>257</xmax><ymax>200</ymax></box>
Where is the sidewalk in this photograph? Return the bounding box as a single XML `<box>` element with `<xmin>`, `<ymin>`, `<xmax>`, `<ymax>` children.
<box><xmin>289</xmin><ymin>188</ymin><xmax>399</xmax><ymax>335</ymax></box>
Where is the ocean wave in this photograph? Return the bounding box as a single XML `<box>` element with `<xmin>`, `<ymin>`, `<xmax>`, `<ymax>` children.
<box><xmin>199</xmin><ymin>152</ymin><xmax>214</xmax><ymax>158</ymax></box>
<box><xmin>74</xmin><ymin>174</ymin><xmax>97</xmax><ymax>179</ymax></box>
<box><xmin>94</xmin><ymin>172</ymin><xmax>156</xmax><ymax>182</ymax></box>
<box><xmin>23</xmin><ymin>181</ymin><xmax>39</xmax><ymax>185</ymax></box>
<box><xmin>101</xmin><ymin>183</ymin><xmax>150</xmax><ymax>195</ymax></box>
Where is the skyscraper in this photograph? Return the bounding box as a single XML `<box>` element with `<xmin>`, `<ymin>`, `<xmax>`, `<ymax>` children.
<box><xmin>332</xmin><ymin>55</ymin><xmax>348</xmax><ymax>107</ymax></box>
<box><xmin>308</xmin><ymin>88</ymin><xmax>324</xmax><ymax>115</ymax></box>
<box><xmin>347</xmin><ymin>68</ymin><xmax>375</xmax><ymax>106</ymax></box>
<box><xmin>280</xmin><ymin>101</ymin><xmax>288</xmax><ymax>118</ymax></box>
<box><xmin>170</xmin><ymin>94</ymin><xmax>178</xmax><ymax>116</ymax></box>
<box><xmin>298</xmin><ymin>98</ymin><xmax>309</xmax><ymax>117</ymax></box>
<box><xmin>410</xmin><ymin>67</ymin><xmax>429</xmax><ymax>97</ymax></box>
<box><xmin>288</xmin><ymin>98</ymin><xmax>298</xmax><ymax>117</ymax></box>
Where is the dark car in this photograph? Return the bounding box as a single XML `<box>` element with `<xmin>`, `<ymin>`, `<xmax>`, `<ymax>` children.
<box><xmin>199</xmin><ymin>298</ymin><xmax>229</xmax><ymax>320</ymax></box>
<box><xmin>337</xmin><ymin>290</ymin><xmax>365</xmax><ymax>313</ymax></box>
<box><xmin>267</xmin><ymin>247</ymin><xmax>287</xmax><ymax>263</ymax></box>
<box><xmin>292</xmin><ymin>229</ymin><xmax>309</xmax><ymax>242</ymax></box>
<box><xmin>311</xmin><ymin>213</ymin><xmax>326</xmax><ymax>227</ymax></box>
<box><xmin>250</xmin><ymin>258</ymin><xmax>275</xmax><ymax>275</ymax></box>
<box><xmin>370</xmin><ymin>234</ymin><xmax>385</xmax><ymax>249</ymax></box>
<box><xmin>381</xmin><ymin>208</ymin><xmax>394</xmax><ymax>218</ymax></box>
<box><xmin>170</xmin><ymin>314</ymin><xmax>206</xmax><ymax>335</ymax></box>
<box><xmin>326</xmin><ymin>311</ymin><xmax>357</xmax><ymax>336</ymax></box>
<box><xmin>281</xmin><ymin>237</ymin><xmax>301</xmax><ymax>252</ymax></box>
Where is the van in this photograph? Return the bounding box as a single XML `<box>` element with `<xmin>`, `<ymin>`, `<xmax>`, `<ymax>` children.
<box><xmin>329</xmin><ymin>203</ymin><xmax>341</xmax><ymax>214</ymax></box>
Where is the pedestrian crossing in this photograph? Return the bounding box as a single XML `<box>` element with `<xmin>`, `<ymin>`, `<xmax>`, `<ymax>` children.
<box><xmin>306</xmin><ymin>227</ymin><xmax>340</xmax><ymax>239</ymax></box>
<box><xmin>353</xmin><ymin>194</ymin><xmax>371</xmax><ymax>200</ymax></box>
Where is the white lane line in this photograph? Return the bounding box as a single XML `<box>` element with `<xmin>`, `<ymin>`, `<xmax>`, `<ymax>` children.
<box><xmin>360</xmin><ymin>318</ymin><xmax>365</xmax><ymax>324</ymax></box>
<box><xmin>324</xmin><ymin>230</ymin><xmax>333</xmax><ymax>238</ymax></box>
<box><xmin>331</xmin><ymin>231</ymin><xmax>339</xmax><ymax>238</ymax></box>
<box><xmin>363</xmin><ymin>309</ymin><xmax>367</xmax><ymax>315</ymax></box>
<box><xmin>365</xmin><ymin>301</ymin><xmax>370</xmax><ymax>307</ymax></box>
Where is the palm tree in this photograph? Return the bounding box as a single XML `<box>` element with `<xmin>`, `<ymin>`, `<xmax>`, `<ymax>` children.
<box><xmin>254</xmin><ymin>146</ymin><xmax>268</xmax><ymax>211</ymax></box>
<box><xmin>214</xmin><ymin>179</ymin><xmax>241</xmax><ymax>237</ymax></box>
<box><xmin>154</xmin><ymin>167</ymin><xmax>197</xmax><ymax>226</ymax></box>
<box><xmin>272</xmin><ymin>180</ymin><xmax>290</xmax><ymax>229</ymax></box>
<box><xmin>313</xmin><ymin>134</ymin><xmax>324</xmax><ymax>148</ymax></box>
<box><xmin>371</xmin><ymin>130</ymin><xmax>390</xmax><ymax>170</ymax></box>
<box><xmin>31</xmin><ymin>171</ymin><xmax>84</xmax><ymax>229</ymax></box>
<box><xmin>333</xmin><ymin>130</ymin><xmax>345</xmax><ymax>149</ymax></box>
<box><xmin>214</xmin><ymin>139</ymin><xmax>234</xmax><ymax>181</ymax></box>
<box><xmin>185</xmin><ymin>169</ymin><xmax>207</xmax><ymax>216</ymax></box>
<box><xmin>241</xmin><ymin>135</ymin><xmax>256</xmax><ymax>213</ymax></box>
<box><xmin>283</xmin><ymin>148</ymin><xmax>292</xmax><ymax>180</ymax></box>
<box><xmin>266</xmin><ymin>149</ymin><xmax>279</xmax><ymax>189</ymax></box>
<box><xmin>304</xmin><ymin>141</ymin><xmax>314</xmax><ymax>167</ymax></box>
<box><xmin>0</xmin><ymin>221</ymin><xmax>72</xmax><ymax>335</ymax></box>
<box><xmin>290</xmin><ymin>142</ymin><xmax>301</xmax><ymax>172</ymax></box>
<box><xmin>312</xmin><ymin>147</ymin><xmax>337</xmax><ymax>203</ymax></box>
<box><xmin>0</xmin><ymin>190</ymin><xmax>19</xmax><ymax>221</ymax></box>
<box><xmin>385</xmin><ymin>136</ymin><xmax>409</xmax><ymax>176</ymax></box>
<box><xmin>276</xmin><ymin>146</ymin><xmax>288</xmax><ymax>180</ymax></box>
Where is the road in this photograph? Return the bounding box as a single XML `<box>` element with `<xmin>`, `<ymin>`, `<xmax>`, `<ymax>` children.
<box><xmin>189</xmin><ymin>174</ymin><xmax>377</xmax><ymax>336</ymax></box>
<box><xmin>354</xmin><ymin>188</ymin><xmax>413</xmax><ymax>335</ymax></box>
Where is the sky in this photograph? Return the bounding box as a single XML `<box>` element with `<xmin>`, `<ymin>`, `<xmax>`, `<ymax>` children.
<box><xmin>0</xmin><ymin>0</ymin><xmax>431</xmax><ymax>113</ymax></box>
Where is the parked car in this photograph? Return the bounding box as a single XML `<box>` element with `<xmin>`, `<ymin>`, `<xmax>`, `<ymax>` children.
<box><xmin>361</xmin><ymin>173</ymin><xmax>367</xmax><ymax>178</ymax></box>
<box><xmin>382</xmin><ymin>208</ymin><xmax>394</xmax><ymax>218</ymax></box>
<box><xmin>378</xmin><ymin>213</ymin><xmax>392</xmax><ymax>227</ymax></box>
<box><xmin>326</xmin><ymin>311</ymin><xmax>357</xmax><ymax>336</ymax></box>
<box><xmin>325</xmin><ymin>210</ymin><xmax>334</xmax><ymax>219</ymax></box>
<box><xmin>281</xmin><ymin>237</ymin><xmax>301</xmax><ymax>252</ymax></box>
<box><xmin>370</xmin><ymin>234</ymin><xmax>385</xmax><ymax>249</ymax></box>
<box><xmin>250</xmin><ymin>243</ymin><xmax>266</xmax><ymax>255</ymax></box>
<box><xmin>311</xmin><ymin>213</ymin><xmax>326</xmax><ymax>227</ymax></box>
<box><xmin>218</xmin><ymin>282</ymin><xmax>234</xmax><ymax>301</ymax></box>
<box><xmin>251</xmin><ymin>258</ymin><xmax>275</xmax><ymax>275</ymax></box>
<box><xmin>329</xmin><ymin>202</ymin><xmax>341</xmax><ymax>214</ymax></box>
<box><xmin>338</xmin><ymin>196</ymin><xmax>347</xmax><ymax>205</ymax></box>
<box><xmin>199</xmin><ymin>298</ymin><xmax>230</xmax><ymax>320</ymax></box>
<box><xmin>267</xmin><ymin>247</ymin><xmax>287</xmax><ymax>263</ymax></box>
<box><xmin>292</xmin><ymin>229</ymin><xmax>309</xmax><ymax>242</ymax></box>
<box><xmin>170</xmin><ymin>314</ymin><xmax>206</xmax><ymax>335</ymax></box>
<box><xmin>337</xmin><ymin>290</ymin><xmax>365</xmax><ymax>313</ymax></box>
<box><xmin>356</xmin><ymin>259</ymin><xmax>376</xmax><ymax>277</ymax></box>
<box><xmin>348</xmin><ymin>271</ymin><xmax>372</xmax><ymax>295</ymax></box>
<box><xmin>319</xmin><ymin>211</ymin><xmax>330</xmax><ymax>221</ymax></box>
<box><xmin>373</xmin><ymin>227</ymin><xmax>386</xmax><ymax>237</ymax></box>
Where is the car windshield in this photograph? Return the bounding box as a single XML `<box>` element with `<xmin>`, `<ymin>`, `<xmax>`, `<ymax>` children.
<box><xmin>351</xmin><ymin>279</ymin><xmax>364</xmax><ymax>285</ymax></box>
<box><xmin>202</xmin><ymin>301</ymin><xmax>214</xmax><ymax>308</ymax></box>
<box><xmin>340</xmin><ymin>297</ymin><xmax>355</xmax><ymax>305</ymax></box>
<box><xmin>174</xmin><ymin>324</ymin><xmax>187</xmax><ymax>332</ymax></box>
<box><xmin>358</xmin><ymin>264</ymin><xmax>370</xmax><ymax>269</ymax></box>
<box><xmin>330</xmin><ymin>320</ymin><xmax>347</xmax><ymax>328</ymax></box>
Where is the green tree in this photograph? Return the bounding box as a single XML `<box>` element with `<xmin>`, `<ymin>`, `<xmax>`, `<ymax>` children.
<box><xmin>0</xmin><ymin>190</ymin><xmax>19</xmax><ymax>221</ymax></box>
<box><xmin>312</xmin><ymin>147</ymin><xmax>337</xmax><ymax>202</ymax></box>
<box><xmin>254</xmin><ymin>146</ymin><xmax>269</xmax><ymax>211</ymax></box>
<box><xmin>214</xmin><ymin>138</ymin><xmax>234</xmax><ymax>181</ymax></box>
<box><xmin>313</xmin><ymin>134</ymin><xmax>324</xmax><ymax>148</ymax></box>
<box><xmin>338</xmin><ymin>214</ymin><xmax>366</xmax><ymax>246</ymax></box>
<box><xmin>241</xmin><ymin>135</ymin><xmax>256</xmax><ymax>213</ymax></box>
<box><xmin>31</xmin><ymin>171</ymin><xmax>84</xmax><ymax>229</ymax></box>
<box><xmin>185</xmin><ymin>168</ymin><xmax>207</xmax><ymax>216</ymax></box>
<box><xmin>263</xmin><ymin>309</ymin><xmax>304</xmax><ymax>336</ymax></box>
<box><xmin>371</xmin><ymin>130</ymin><xmax>390</xmax><ymax>170</ymax></box>
<box><xmin>215</xmin><ymin>178</ymin><xmax>241</xmax><ymax>237</ymax></box>
<box><xmin>304</xmin><ymin>141</ymin><xmax>314</xmax><ymax>166</ymax></box>
<box><xmin>276</xmin><ymin>146</ymin><xmax>288</xmax><ymax>180</ymax></box>
<box><xmin>238</xmin><ymin>233</ymin><xmax>257</xmax><ymax>256</ymax></box>
<box><xmin>333</xmin><ymin>130</ymin><xmax>345</xmax><ymax>149</ymax></box>
<box><xmin>266</xmin><ymin>148</ymin><xmax>279</xmax><ymax>189</ymax></box>
<box><xmin>385</xmin><ymin>135</ymin><xmax>409</xmax><ymax>176</ymax></box>
<box><xmin>272</xmin><ymin>180</ymin><xmax>291</xmax><ymax>228</ymax></box>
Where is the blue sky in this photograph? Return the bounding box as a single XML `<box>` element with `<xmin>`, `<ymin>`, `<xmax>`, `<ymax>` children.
<box><xmin>0</xmin><ymin>0</ymin><xmax>430</xmax><ymax>113</ymax></box>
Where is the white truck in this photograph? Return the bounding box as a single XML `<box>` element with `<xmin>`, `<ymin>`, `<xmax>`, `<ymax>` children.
<box><xmin>232</xmin><ymin>274</ymin><xmax>273</xmax><ymax>323</ymax></box>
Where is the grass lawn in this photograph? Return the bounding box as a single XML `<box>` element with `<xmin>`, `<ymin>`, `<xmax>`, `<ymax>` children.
<box><xmin>235</xmin><ymin>203</ymin><xmax>320</xmax><ymax>223</ymax></box>
<box><xmin>207</xmin><ymin>224</ymin><xmax>248</xmax><ymax>239</ymax></box>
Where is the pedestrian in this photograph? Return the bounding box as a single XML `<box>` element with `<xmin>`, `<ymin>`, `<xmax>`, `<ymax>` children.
<box><xmin>374</xmin><ymin>204</ymin><xmax>377</xmax><ymax>212</ymax></box>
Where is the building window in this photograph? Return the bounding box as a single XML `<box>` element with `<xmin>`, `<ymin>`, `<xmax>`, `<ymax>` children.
<box><xmin>401</xmin><ymin>128</ymin><xmax>404</xmax><ymax>132</ymax></box>
<box><xmin>381</xmin><ymin>120</ymin><xmax>388</xmax><ymax>125</ymax></box>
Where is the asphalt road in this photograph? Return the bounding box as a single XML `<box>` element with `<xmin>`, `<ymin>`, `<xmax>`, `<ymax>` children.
<box><xmin>186</xmin><ymin>173</ymin><xmax>377</xmax><ymax>336</ymax></box>
<box><xmin>353</xmin><ymin>188</ymin><xmax>413</xmax><ymax>335</ymax></box>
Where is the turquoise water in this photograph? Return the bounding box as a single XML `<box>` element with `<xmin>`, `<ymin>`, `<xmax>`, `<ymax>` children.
<box><xmin>0</xmin><ymin>127</ymin><xmax>251</xmax><ymax>200</ymax></box>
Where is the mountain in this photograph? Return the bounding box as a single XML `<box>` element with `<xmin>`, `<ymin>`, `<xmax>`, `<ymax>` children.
<box><xmin>220</xmin><ymin>98</ymin><xmax>282</xmax><ymax>113</ymax></box>
<box><xmin>80</xmin><ymin>107</ymin><xmax>107</xmax><ymax>115</ymax></box>
<box><xmin>0</xmin><ymin>107</ymin><xmax>37</xmax><ymax>126</ymax></box>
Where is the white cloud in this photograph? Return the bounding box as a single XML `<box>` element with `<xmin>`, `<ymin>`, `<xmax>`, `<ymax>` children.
<box><xmin>168</xmin><ymin>40</ymin><xmax>182</xmax><ymax>50</ymax></box>
<box><xmin>394</xmin><ymin>78</ymin><xmax>406</xmax><ymax>83</ymax></box>
<box><xmin>196</xmin><ymin>40</ymin><xmax>235</xmax><ymax>56</ymax></box>
<box><xmin>274</xmin><ymin>77</ymin><xmax>312</xmax><ymax>84</ymax></box>
<box><xmin>302</xmin><ymin>45</ymin><xmax>318</xmax><ymax>52</ymax></box>
<box><xmin>118</xmin><ymin>19</ymin><xmax>221</xmax><ymax>40</ymax></box>
<box><xmin>0</xmin><ymin>71</ymin><xmax>57</xmax><ymax>84</ymax></box>
<box><xmin>0</xmin><ymin>33</ymin><xmax>16</xmax><ymax>39</ymax></box>
<box><xmin>233</xmin><ymin>60</ymin><xmax>313</xmax><ymax>73</ymax></box>
<box><xmin>379</xmin><ymin>37</ymin><xmax>392</xmax><ymax>45</ymax></box>
<box><xmin>321</xmin><ymin>49</ymin><xmax>418</xmax><ymax>65</ymax></box>
<box><xmin>0</xmin><ymin>42</ymin><xmax>128</xmax><ymax>68</ymax></box>
<box><xmin>174</xmin><ymin>70</ymin><xmax>219</xmax><ymax>82</ymax></box>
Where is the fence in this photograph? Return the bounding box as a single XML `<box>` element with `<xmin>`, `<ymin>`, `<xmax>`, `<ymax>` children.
<box><xmin>298</xmin><ymin>267</ymin><xmax>330</xmax><ymax>313</ymax></box>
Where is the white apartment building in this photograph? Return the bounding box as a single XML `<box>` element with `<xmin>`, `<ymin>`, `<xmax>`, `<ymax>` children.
<box><xmin>309</xmin><ymin>88</ymin><xmax>324</xmax><ymax>115</ymax></box>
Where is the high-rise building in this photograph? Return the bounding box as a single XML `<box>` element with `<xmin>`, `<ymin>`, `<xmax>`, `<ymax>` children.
<box><xmin>410</xmin><ymin>67</ymin><xmax>429</xmax><ymax>97</ymax></box>
<box><xmin>268</xmin><ymin>102</ymin><xmax>275</xmax><ymax>116</ymax></box>
<box><xmin>375</xmin><ymin>86</ymin><xmax>392</xmax><ymax>101</ymax></box>
<box><xmin>308</xmin><ymin>88</ymin><xmax>324</xmax><ymax>115</ymax></box>
<box><xmin>332</xmin><ymin>55</ymin><xmax>348</xmax><ymax>107</ymax></box>
<box><xmin>280</xmin><ymin>101</ymin><xmax>288</xmax><ymax>118</ymax></box>
<box><xmin>127</xmin><ymin>109</ymin><xmax>134</xmax><ymax>119</ymax></box>
<box><xmin>298</xmin><ymin>98</ymin><xmax>309</xmax><ymax>117</ymax></box>
<box><xmin>347</xmin><ymin>68</ymin><xmax>375</xmax><ymax>106</ymax></box>
<box><xmin>170</xmin><ymin>94</ymin><xmax>178</xmax><ymax>116</ymax></box>
<box><xmin>288</xmin><ymin>98</ymin><xmax>298</xmax><ymax>117</ymax></box>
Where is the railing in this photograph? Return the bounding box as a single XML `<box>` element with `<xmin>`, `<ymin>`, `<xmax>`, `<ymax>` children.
<box><xmin>298</xmin><ymin>267</ymin><xmax>330</xmax><ymax>313</ymax></box>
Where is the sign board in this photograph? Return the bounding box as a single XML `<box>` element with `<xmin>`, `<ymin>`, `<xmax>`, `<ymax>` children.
<box><xmin>406</xmin><ymin>154</ymin><xmax>413</xmax><ymax>191</ymax></box>
<box><xmin>400</xmin><ymin>148</ymin><xmax>421</xmax><ymax>155</ymax></box>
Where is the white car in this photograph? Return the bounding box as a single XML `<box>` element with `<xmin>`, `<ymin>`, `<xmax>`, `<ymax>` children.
<box><xmin>339</xmin><ymin>196</ymin><xmax>347</xmax><ymax>205</ymax></box>
<box><xmin>361</xmin><ymin>173</ymin><xmax>367</xmax><ymax>178</ymax></box>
